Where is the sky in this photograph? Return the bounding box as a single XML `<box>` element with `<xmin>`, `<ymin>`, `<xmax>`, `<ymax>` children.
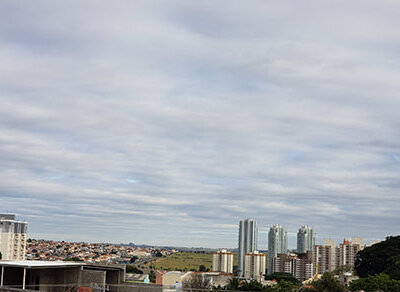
<box><xmin>1</xmin><ymin>0</ymin><xmax>400</xmax><ymax>249</ymax></box>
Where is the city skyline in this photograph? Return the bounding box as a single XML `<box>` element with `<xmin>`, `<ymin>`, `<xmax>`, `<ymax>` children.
<box><xmin>0</xmin><ymin>212</ymin><xmax>384</xmax><ymax>250</ymax></box>
<box><xmin>1</xmin><ymin>1</ymin><xmax>400</xmax><ymax>248</ymax></box>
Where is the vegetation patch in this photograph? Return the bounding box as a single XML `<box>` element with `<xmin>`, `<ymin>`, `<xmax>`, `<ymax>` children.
<box><xmin>145</xmin><ymin>252</ymin><xmax>238</xmax><ymax>272</ymax></box>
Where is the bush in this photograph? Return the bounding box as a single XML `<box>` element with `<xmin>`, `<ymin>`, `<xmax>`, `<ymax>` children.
<box><xmin>126</xmin><ymin>265</ymin><xmax>144</xmax><ymax>274</ymax></box>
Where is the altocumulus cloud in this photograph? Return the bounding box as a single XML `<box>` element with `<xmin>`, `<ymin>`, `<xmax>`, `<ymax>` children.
<box><xmin>0</xmin><ymin>0</ymin><xmax>400</xmax><ymax>248</ymax></box>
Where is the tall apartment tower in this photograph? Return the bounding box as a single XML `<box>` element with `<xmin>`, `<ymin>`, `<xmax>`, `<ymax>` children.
<box><xmin>212</xmin><ymin>249</ymin><xmax>234</xmax><ymax>273</ymax></box>
<box><xmin>244</xmin><ymin>251</ymin><xmax>266</xmax><ymax>282</ymax></box>
<box><xmin>297</xmin><ymin>225</ymin><xmax>316</xmax><ymax>253</ymax></box>
<box><xmin>313</xmin><ymin>244</ymin><xmax>335</xmax><ymax>274</ymax></box>
<box><xmin>0</xmin><ymin>214</ymin><xmax>28</xmax><ymax>260</ymax></box>
<box><xmin>338</xmin><ymin>239</ymin><xmax>362</xmax><ymax>267</ymax></box>
<box><xmin>238</xmin><ymin>219</ymin><xmax>258</xmax><ymax>277</ymax></box>
<box><xmin>268</xmin><ymin>224</ymin><xmax>287</xmax><ymax>274</ymax></box>
<box><xmin>313</xmin><ymin>239</ymin><xmax>337</xmax><ymax>274</ymax></box>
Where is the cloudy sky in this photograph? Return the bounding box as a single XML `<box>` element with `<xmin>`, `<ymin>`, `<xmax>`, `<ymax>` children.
<box><xmin>1</xmin><ymin>0</ymin><xmax>400</xmax><ymax>249</ymax></box>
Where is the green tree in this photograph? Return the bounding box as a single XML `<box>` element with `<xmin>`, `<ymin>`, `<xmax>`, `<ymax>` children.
<box><xmin>225</xmin><ymin>277</ymin><xmax>240</xmax><ymax>291</ymax></box>
<box><xmin>238</xmin><ymin>279</ymin><xmax>264</xmax><ymax>291</ymax></box>
<box><xmin>183</xmin><ymin>274</ymin><xmax>211</xmax><ymax>292</ymax></box>
<box><xmin>355</xmin><ymin>235</ymin><xmax>400</xmax><ymax>279</ymax></box>
<box><xmin>309</xmin><ymin>272</ymin><xmax>345</xmax><ymax>292</ymax></box>
<box><xmin>265</xmin><ymin>272</ymin><xmax>301</xmax><ymax>285</ymax></box>
<box><xmin>332</xmin><ymin>265</ymin><xmax>353</xmax><ymax>275</ymax></box>
<box><xmin>149</xmin><ymin>270</ymin><xmax>156</xmax><ymax>283</ymax></box>
<box><xmin>349</xmin><ymin>273</ymin><xmax>400</xmax><ymax>292</ymax></box>
<box><xmin>273</xmin><ymin>280</ymin><xmax>297</xmax><ymax>292</ymax></box>
<box><xmin>126</xmin><ymin>265</ymin><xmax>144</xmax><ymax>274</ymax></box>
<box><xmin>199</xmin><ymin>265</ymin><xmax>207</xmax><ymax>272</ymax></box>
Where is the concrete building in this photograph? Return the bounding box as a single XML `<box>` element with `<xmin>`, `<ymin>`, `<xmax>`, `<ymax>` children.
<box><xmin>271</xmin><ymin>252</ymin><xmax>313</xmax><ymax>282</ymax></box>
<box><xmin>338</xmin><ymin>239</ymin><xmax>362</xmax><ymax>268</ymax></box>
<box><xmin>267</xmin><ymin>224</ymin><xmax>287</xmax><ymax>274</ymax></box>
<box><xmin>212</xmin><ymin>250</ymin><xmax>233</xmax><ymax>273</ymax></box>
<box><xmin>339</xmin><ymin>272</ymin><xmax>359</xmax><ymax>288</ymax></box>
<box><xmin>0</xmin><ymin>214</ymin><xmax>27</xmax><ymax>260</ymax></box>
<box><xmin>156</xmin><ymin>270</ymin><xmax>185</xmax><ymax>286</ymax></box>
<box><xmin>313</xmin><ymin>238</ymin><xmax>363</xmax><ymax>275</ymax></box>
<box><xmin>313</xmin><ymin>244</ymin><xmax>336</xmax><ymax>274</ymax></box>
<box><xmin>181</xmin><ymin>272</ymin><xmax>233</xmax><ymax>289</ymax></box>
<box><xmin>157</xmin><ymin>271</ymin><xmax>233</xmax><ymax>288</ymax></box>
<box><xmin>0</xmin><ymin>261</ymin><xmax>126</xmax><ymax>292</ymax></box>
<box><xmin>297</xmin><ymin>226</ymin><xmax>316</xmax><ymax>254</ymax></box>
<box><xmin>323</xmin><ymin>239</ymin><xmax>336</xmax><ymax>248</ymax></box>
<box><xmin>349</xmin><ymin>237</ymin><xmax>365</xmax><ymax>250</ymax></box>
<box><xmin>238</xmin><ymin>219</ymin><xmax>257</xmax><ymax>277</ymax></box>
<box><xmin>244</xmin><ymin>251</ymin><xmax>266</xmax><ymax>282</ymax></box>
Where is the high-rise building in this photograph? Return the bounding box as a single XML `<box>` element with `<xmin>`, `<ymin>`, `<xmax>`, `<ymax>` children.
<box><xmin>268</xmin><ymin>224</ymin><xmax>287</xmax><ymax>274</ymax></box>
<box><xmin>244</xmin><ymin>251</ymin><xmax>266</xmax><ymax>282</ymax></box>
<box><xmin>238</xmin><ymin>219</ymin><xmax>257</xmax><ymax>277</ymax></box>
<box><xmin>324</xmin><ymin>239</ymin><xmax>336</xmax><ymax>248</ymax></box>
<box><xmin>212</xmin><ymin>249</ymin><xmax>233</xmax><ymax>273</ymax></box>
<box><xmin>338</xmin><ymin>239</ymin><xmax>362</xmax><ymax>268</ymax></box>
<box><xmin>297</xmin><ymin>225</ymin><xmax>316</xmax><ymax>253</ymax></box>
<box><xmin>0</xmin><ymin>214</ymin><xmax>28</xmax><ymax>260</ymax></box>
<box><xmin>313</xmin><ymin>244</ymin><xmax>336</xmax><ymax>274</ymax></box>
<box><xmin>349</xmin><ymin>237</ymin><xmax>365</xmax><ymax>250</ymax></box>
<box><xmin>313</xmin><ymin>238</ymin><xmax>362</xmax><ymax>275</ymax></box>
<box><xmin>271</xmin><ymin>252</ymin><xmax>313</xmax><ymax>281</ymax></box>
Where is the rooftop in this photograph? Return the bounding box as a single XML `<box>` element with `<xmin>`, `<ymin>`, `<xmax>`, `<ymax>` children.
<box><xmin>0</xmin><ymin>260</ymin><xmax>85</xmax><ymax>268</ymax></box>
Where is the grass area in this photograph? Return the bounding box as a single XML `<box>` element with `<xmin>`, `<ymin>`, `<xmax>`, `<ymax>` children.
<box><xmin>145</xmin><ymin>252</ymin><xmax>238</xmax><ymax>271</ymax></box>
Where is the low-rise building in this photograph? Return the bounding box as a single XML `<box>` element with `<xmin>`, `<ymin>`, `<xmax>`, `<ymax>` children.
<box><xmin>156</xmin><ymin>271</ymin><xmax>185</xmax><ymax>286</ymax></box>
<box><xmin>0</xmin><ymin>260</ymin><xmax>125</xmax><ymax>292</ymax></box>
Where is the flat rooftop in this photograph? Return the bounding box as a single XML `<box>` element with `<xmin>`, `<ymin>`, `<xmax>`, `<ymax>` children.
<box><xmin>0</xmin><ymin>260</ymin><xmax>84</xmax><ymax>268</ymax></box>
<box><xmin>0</xmin><ymin>260</ymin><xmax>124</xmax><ymax>270</ymax></box>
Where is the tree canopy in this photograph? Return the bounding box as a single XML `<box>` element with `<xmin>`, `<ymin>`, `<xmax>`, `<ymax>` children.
<box><xmin>126</xmin><ymin>265</ymin><xmax>143</xmax><ymax>274</ymax></box>
<box><xmin>307</xmin><ymin>272</ymin><xmax>345</xmax><ymax>292</ymax></box>
<box><xmin>349</xmin><ymin>273</ymin><xmax>400</xmax><ymax>292</ymax></box>
<box><xmin>265</xmin><ymin>272</ymin><xmax>301</xmax><ymax>285</ymax></box>
<box><xmin>213</xmin><ymin>277</ymin><xmax>300</xmax><ymax>292</ymax></box>
<box><xmin>355</xmin><ymin>235</ymin><xmax>400</xmax><ymax>279</ymax></box>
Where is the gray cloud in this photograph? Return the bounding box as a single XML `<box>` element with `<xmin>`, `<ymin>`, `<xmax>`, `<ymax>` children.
<box><xmin>0</xmin><ymin>0</ymin><xmax>400</xmax><ymax>248</ymax></box>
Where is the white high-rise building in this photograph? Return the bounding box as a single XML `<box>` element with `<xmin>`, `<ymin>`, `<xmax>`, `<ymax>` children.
<box><xmin>244</xmin><ymin>251</ymin><xmax>266</xmax><ymax>282</ymax></box>
<box><xmin>212</xmin><ymin>249</ymin><xmax>233</xmax><ymax>273</ymax></box>
<box><xmin>238</xmin><ymin>219</ymin><xmax>257</xmax><ymax>277</ymax></box>
<box><xmin>297</xmin><ymin>225</ymin><xmax>316</xmax><ymax>253</ymax></box>
<box><xmin>0</xmin><ymin>214</ymin><xmax>28</xmax><ymax>260</ymax></box>
<box><xmin>268</xmin><ymin>224</ymin><xmax>287</xmax><ymax>274</ymax></box>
